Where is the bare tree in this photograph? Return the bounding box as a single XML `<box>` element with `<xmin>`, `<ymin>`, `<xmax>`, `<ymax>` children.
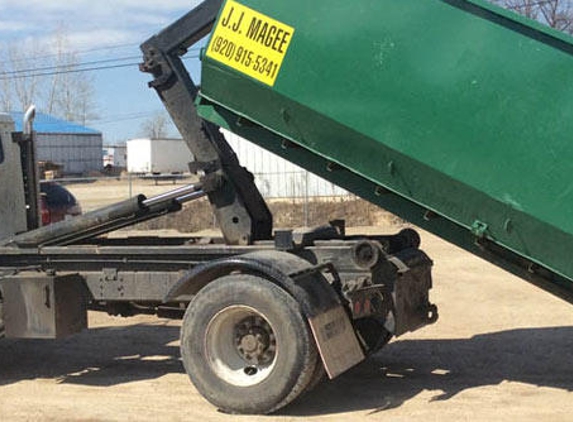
<box><xmin>538</xmin><ymin>0</ymin><xmax>573</xmax><ymax>32</ymax></box>
<box><xmin>45</xmin><ymin>26</ymin><xmax>67</xmax><ymax>116</ymax></box>
<box><xmin>0</xmin><ymin>27</ymin><xmax>97</xmax><ymax>124</ymax></box>
<box><xmin>69</xmin><ymin>76</ymin><xmax>97</xmax><ymax>126</ymax></box>
<box><xmin>45</xmin><ymin>27</ymin><xmax>97</xmax><ymax>125</ymax></box>
<box><xmin>0</xmin><ymin>41</ymin><xmax>42</xmax><ymax>112</ymax></box>
<box><xmin>0</xmin><ymin>61</ymin><xmax>13</xmax><ymax>112</ymax></box>
<box><xmin>52</xmin><ymin>60</ymin><xmax>97</xmax><ymax>125</ymax></box>
<box><xmin>140</xmin><ymin>112</ymin><xmax>170</xmax><ymax>139</ymax></box>
<box><xmin>494</xmin><ymin>0</ymin><xmax>540</xmax><ymax>19</ymax></box>
<box><xmin>493</xmin><ymin>0</ymin><xmax>573</xmax><ymax>33</ymax></box>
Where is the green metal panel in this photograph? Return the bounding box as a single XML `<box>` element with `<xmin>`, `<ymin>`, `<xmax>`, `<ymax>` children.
<box><xmin>197</xmin><ymin>0</ymin><xmax>573</xmax><ymax>287</ymax></box>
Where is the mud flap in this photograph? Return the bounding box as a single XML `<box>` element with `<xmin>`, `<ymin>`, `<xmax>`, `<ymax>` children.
<box><xmin>308</xmin><ymin>305</ymin><xmax>365</xmax><ymax>379</ymax></box>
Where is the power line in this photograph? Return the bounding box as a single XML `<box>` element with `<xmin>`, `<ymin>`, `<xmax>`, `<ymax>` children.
<box><xmin>0</xmin><ymin>62</ymin><xmax>140</xmax><ymax>80</ymax></box>
<box><xmin>94</xmin><ymin>110</ymin><xmax>165</xmax><ymax>125</ymax></box>
<box><xmin>0</xmin><ymin>56</ymin><xmax>141</xmax><ymax>77</ymax></box>
<box><xmin>4</xmin><ymin>43</ymin><xmax>203</xmax><ymax>68</ymax></box>
<box><xmin>6</xmin><ymin>42</ymin><xmax>140</xmax><ymax>65</ymax></box>
<box><xmin>0</xmin><ymin>54</ymin><xmax>200</xmax><ymax>80</ymax></box>
<box><xmin>65</xmin><ymin>42</ymin><xmax>139</xmax><ymax>55</ymax></box>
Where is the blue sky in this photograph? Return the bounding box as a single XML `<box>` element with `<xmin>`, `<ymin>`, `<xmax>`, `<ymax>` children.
<box><xmin>0</xmin><ymin>0</ymin><xmax>205</xmax><ymax>143</ymax></box>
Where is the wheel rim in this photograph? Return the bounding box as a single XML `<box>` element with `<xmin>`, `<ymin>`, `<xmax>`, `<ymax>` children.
<box><xmin>204</xmin><ymin>305</ymin><xmax>278</xmax><ymax>387</ymax></box>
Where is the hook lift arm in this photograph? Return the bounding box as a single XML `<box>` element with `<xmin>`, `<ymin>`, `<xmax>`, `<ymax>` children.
<box><xmin>140</xmin><ymin>0</ymin><xmax>272</xmax><ymax>245</ymax></box>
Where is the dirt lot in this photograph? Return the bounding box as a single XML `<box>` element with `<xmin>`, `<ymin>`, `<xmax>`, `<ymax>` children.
<box><xmin>1</xmin><ymin>225</ymin><xmax>573</xmax><ymax>421</ymax></box>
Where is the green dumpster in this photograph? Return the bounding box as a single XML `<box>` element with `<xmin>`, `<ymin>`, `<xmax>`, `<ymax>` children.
<box><xmin>196</xmin><ymin>0</ymin><xmax>573</xmax><ymax>296</ymax></box>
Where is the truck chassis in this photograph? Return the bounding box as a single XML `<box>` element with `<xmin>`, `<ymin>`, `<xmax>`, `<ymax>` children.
<box><xmin>0</xmin><ymin>223</ymin><xmax>436</xmax><ymax>413</ymax></box>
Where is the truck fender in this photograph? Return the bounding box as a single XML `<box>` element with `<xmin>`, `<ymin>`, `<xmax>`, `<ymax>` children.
<box><xmin>166</xmin><ymin>250</ymin><xmax>365</xmax><ymax>378</ymax></box>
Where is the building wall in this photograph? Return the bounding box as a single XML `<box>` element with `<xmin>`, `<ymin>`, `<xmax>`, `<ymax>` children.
<box><xmin>37</xmin><ymin>133</ymin><xmax>103</xmax><ymax>175</ymax></box>
<box><xmin>223</xmin><ymin>130</ymin><xmax>347</xmax><ymax>198</ymax></box>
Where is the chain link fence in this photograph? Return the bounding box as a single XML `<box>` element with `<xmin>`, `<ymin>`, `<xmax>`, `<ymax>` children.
<box><xmin>49</xmin><ymin>170</ymin><xmax>399</xmax><ymax>232</ymax></box>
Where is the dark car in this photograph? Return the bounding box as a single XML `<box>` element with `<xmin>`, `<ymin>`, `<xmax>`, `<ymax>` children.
<box><xmin>40</xmin><ymin>182</ymin><xmax>82</xmax><ymax>225</ymax></box>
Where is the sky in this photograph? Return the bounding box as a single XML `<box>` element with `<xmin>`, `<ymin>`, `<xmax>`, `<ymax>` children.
<box><xmin>0</xmin><ymin>0</ymin><xmax>205</xmax><ymax>144</ymax></box>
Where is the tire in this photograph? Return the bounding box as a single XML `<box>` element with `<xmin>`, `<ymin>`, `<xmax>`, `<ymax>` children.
<box><xmin>180</xmin><ymin>274</ymin><xmax>317</xmax><ymax>414</ymax></box>
<box><xmin>305</xmin><ymin>354</ymin><xmax>327</xmax><ymax>393</ymax></box>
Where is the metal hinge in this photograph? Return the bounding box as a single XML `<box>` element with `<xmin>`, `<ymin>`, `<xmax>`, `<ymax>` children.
<box><xmin>471</xmin><ymin>220</ymin><xmax>489</xmax><ymax>238</ymax></box>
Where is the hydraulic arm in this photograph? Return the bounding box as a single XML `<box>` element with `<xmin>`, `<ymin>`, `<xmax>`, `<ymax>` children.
<box><xmin>139</xmin><ymin>0</ymin><xmax>272</xmax><ymax>245</ymax></box>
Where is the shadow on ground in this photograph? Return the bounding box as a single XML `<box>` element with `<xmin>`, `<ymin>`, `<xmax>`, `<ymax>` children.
<box><xmin>2</xmin><ymin>324</ymin><xmax>573</xmax><ymax>416</ymax></box>
<box><xmin>286</xmin><ymin>326</ymin><xmax>573</xmax><ymax>416</ymax></box>
<box><xmin>0</xmin><ymin>322</ymin><xmax>183</xmax><ymax>387</ymax></box>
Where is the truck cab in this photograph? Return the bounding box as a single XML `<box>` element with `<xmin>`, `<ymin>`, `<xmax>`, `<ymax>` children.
<box><xmin>0</xmin><ymin>113</ymin><xmax>27</xmax><ymax>241</ymax></box>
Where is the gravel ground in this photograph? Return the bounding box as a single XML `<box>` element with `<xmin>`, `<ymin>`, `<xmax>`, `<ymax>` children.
<box><xmin>1</xmin><ymin>228</ymin><xmax>573</xmax><ymax>421</ymax></box>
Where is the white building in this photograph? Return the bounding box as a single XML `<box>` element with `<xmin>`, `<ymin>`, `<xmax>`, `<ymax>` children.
<box><xmin>223</xmin><ymin>130</ymin><xmax>347</xmax><ymax>199</ymax></box>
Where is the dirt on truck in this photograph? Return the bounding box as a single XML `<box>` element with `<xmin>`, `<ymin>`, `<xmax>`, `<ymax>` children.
<box><xmin>2</xmin><ymin>0</ymin><xmax>573</xmax><ymax>416</ymax></box>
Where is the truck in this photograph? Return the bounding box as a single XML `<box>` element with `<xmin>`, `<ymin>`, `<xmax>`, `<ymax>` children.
<box><xmin>102</xmin><ymin>144</ymin><xmax>127</xmax><ymax>171</ymax></box>
<box><xmin>1</xmin><ymin>0</ymin><xmax>573</xmax><ymax>414</ymax></box>
<box><xmin>126</xmin><ymin>138</ymin><xmax>194</xmax><ymax>175</ymax></box>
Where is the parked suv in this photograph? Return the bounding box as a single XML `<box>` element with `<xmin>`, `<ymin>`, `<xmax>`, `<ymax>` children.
<box><xmin>40</xmin><ymin>182</ymin><xmax>82</xmax><ymax>225</ymax></box>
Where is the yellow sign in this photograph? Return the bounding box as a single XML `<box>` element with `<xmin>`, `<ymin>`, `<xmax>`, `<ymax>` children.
<box><xmin>206</xmin><ymin>0</ymin><xmax>295</xmax><ymax>86</ymax></box>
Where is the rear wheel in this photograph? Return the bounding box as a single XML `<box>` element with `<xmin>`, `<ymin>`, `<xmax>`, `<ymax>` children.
<box><xmin>305</xmin><ymin>354</ymin><xmax>327</xmax><ymax>393</ymax></box>
<box><xmin>180</xmin><ymin>274</ymin><xmax>317</xmax><ymax>414</ymax></box>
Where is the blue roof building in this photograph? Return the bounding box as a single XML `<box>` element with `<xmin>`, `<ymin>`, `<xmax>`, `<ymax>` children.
<box><xmin>9</xmin><ymin>112</ymin><xmax>103</xmax><ymax>176</ymax></box>
<box><xmin>10</xmin><ymin>112</ymin><xmax>101</xmax><ymax>135</ymax></box>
